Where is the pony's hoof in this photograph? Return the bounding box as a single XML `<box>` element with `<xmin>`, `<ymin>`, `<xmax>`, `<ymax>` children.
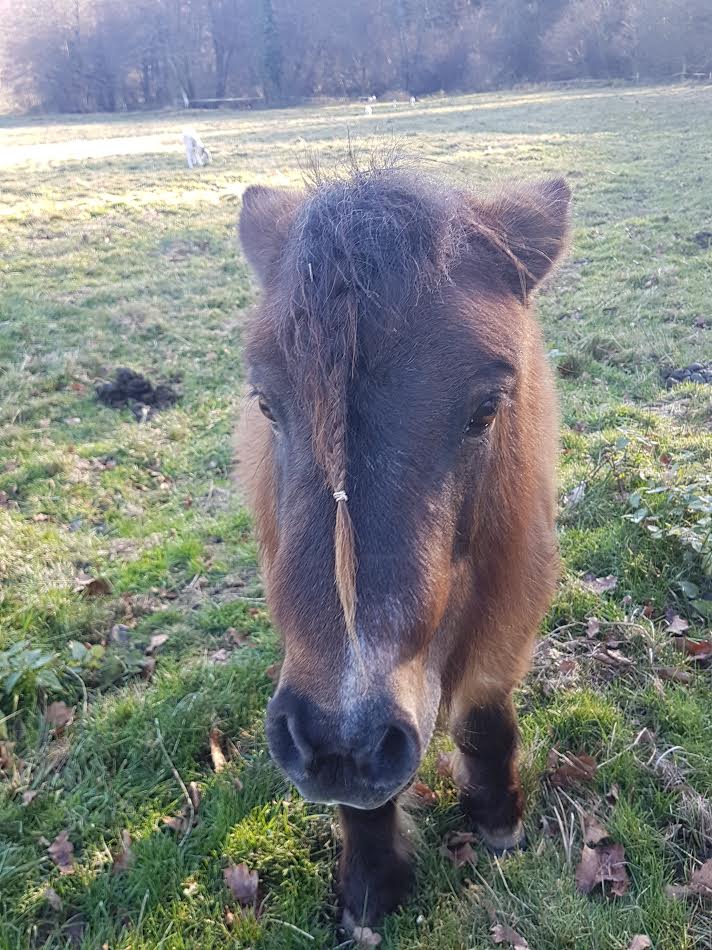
<box><xmin>478</xmin><ymin>821</ymin><xmax>527</xmax><ymax>855</ymax></box>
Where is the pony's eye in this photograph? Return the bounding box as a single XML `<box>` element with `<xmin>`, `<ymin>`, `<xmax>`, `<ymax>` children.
<box><xmin>465</xmin><ymin>396</ymin><xmax>500</xmax><ymax>436</ymax></box>
<box><xmin>257</xmin><ymin>395</ymin><xmax>277</xmax><ymax>425</ymax></box>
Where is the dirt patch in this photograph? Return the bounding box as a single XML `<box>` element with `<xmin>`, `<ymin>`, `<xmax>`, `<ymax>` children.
<box><xmin>96</xmin><ymin>368</ymin><xmax>179</xmax><ymax>419</ymax></box>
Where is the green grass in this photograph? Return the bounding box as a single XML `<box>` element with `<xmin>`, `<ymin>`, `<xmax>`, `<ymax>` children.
<box><xmin>1</xmin><ymin>85</ymin><xmax>711</xmax><ymax>949</ymax></box>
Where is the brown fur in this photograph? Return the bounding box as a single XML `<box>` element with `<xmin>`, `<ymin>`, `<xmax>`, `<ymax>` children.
<box><xmin>236</xmin><ymin>164</ymin><xmax>570</xmax><ymax>926</ymax></box>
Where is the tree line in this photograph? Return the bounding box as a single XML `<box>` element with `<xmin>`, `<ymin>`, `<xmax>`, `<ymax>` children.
<box><xmin>1</xmin><ymin>0</ymin><xmax>710</xmax><ymax>113</ymax></box>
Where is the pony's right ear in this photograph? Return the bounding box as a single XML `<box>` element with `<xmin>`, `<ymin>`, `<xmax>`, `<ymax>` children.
<box><xmin>239</xmin><ymin>185</ymin><xmax>303</xmax><ymax>285</ymax></box>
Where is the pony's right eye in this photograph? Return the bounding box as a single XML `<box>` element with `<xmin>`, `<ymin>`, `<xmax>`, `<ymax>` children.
<box><xmin>257</xmin><ymin>395</ymin><xmax>277</xmax><ymax>425</ymax></box>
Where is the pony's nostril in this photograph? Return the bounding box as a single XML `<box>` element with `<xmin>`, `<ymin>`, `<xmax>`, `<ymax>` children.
<box><xmin>373</xmin><ymin>722</ymin><xmax>418</xmax><ymax>780</ymax></box>
<box><xmin>286</xmin><ymin>714</ymin><xmax>314</xmax><ymax>769</ymax></box>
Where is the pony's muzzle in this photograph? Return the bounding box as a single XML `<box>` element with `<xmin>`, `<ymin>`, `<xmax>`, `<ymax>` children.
<box><xmin>266</xmin><ymin>685</ymin><xmax>421</xmax><ymax>809</ymax></box>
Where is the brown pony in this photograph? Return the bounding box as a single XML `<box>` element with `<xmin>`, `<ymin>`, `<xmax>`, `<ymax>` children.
<box><xmin>236</xmin><ymin>164</ymin><xmax>570</xmax><ymax>928</ymax></box>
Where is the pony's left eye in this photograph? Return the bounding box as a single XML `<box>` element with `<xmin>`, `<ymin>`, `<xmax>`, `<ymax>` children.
<box><xmin>465</xmin><ymin>396</ymin><xmax>500</xmax><ymax>436</ymax></box>
<box><xmin>257</xmin><ymin>395</ymin><xmax>277</xmax><ymax>425</ymax></box>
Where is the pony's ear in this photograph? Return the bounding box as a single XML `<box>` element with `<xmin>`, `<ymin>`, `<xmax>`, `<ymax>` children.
<box><xmin>239</xmin><ymin>185</ymin><xmax>303</xmax><ymax>285</ymax></box>
<box><xmin>475</xmin><ymin>177</ymin><xmax>572</xmax><ymax>299</ymax></box>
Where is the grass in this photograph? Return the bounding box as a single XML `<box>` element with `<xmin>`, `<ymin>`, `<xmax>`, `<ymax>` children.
<box><xmin>0</xmin><ymin>84</ymin><xmax>711</xmax><ymax>949</ymax></box>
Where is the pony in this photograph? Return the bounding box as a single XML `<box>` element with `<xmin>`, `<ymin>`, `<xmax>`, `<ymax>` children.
<box><xmin>236</xmin><ymin>163</ymin><xmax>570</xmax><ymax>927</ymax></box>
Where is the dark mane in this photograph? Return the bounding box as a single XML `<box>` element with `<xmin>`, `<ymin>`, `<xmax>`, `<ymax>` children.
<box><xmin>272</xmin><ymin>168</ymin><xmax>470</xmax><ymax>635</ymax></box>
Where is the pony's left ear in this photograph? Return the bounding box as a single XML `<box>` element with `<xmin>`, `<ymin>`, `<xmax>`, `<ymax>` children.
<box><xmin>239</xmin><ymin>185</ymin><xmax>303</xmax><ymax>286</ymax></box>
<box><xmin>477</xmin><ymin>177</ymin><xmax>572</xmax><ymax>300</ymax></box>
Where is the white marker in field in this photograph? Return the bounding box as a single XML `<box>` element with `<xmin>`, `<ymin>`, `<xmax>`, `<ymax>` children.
<box><xmin>182</xmin><ymin>128</ymin><xmax>211</xmax><ymax>168</ymax></box>
<box><xmin>364</xmin><ymin>105</ymin><xmax>373</xmax><ymax>116</ymax></box>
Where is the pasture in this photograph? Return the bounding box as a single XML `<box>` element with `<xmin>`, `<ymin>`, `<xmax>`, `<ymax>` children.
<box><xmin>1</xmin><ymin>84</ymin><xmax>711</xmax><ymax>949</ymax></box>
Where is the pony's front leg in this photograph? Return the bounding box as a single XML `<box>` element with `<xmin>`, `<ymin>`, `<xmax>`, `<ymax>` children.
<box><xmin>339</xmin><ymin>799</ymin><xmax>414</xmax><ymax>929</ymax></box>
<box><xmin>451</xmin><ymin>696</ymin><xmax>527</xmax><ymax>853</ymax></box>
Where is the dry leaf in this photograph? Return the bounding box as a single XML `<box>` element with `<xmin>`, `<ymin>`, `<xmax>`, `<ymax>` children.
<box><xmin>606</xmin><ymin>783</ymin><xmax>621</xmax><ymax>805</ymax></box>
<box><xmin>223</xmin><ymin>861</ymin><xmax>259</xmax><ymax>906</ymax></box>
<box><xmin>666</xmin><ymin>859</ymin><xmax>712</xmax><ymax>900</ymax></box>
<box><xmin>582</xmin><ymin>574</ymin><xmax>618</xmax><ymax>594</ymax></box>
<box><xmin>209</xmin><ymin>728</ymin><xmax>227</xmax><ymax>773</ymax></box>
<box><xmin>491</xmin><ymin>922</ymin><xmax>530</xmax><ymax>948</ymax></box>
<box><xmin>140</xmin><ymin>657</ymin><xmax>156</xmax><ymax>680</ymax></box>
<box><xmin>548</xmin><ymin>750</ymin><xmax>598</xmax><ymax>787</ymax></box>
<box><xmin>412</xmin><ymin>781</ymin><xmax>438</xmax><ymax>805</ymax></box>
<box><xmin>586</xmin><ymin>617</ymin><xmax>601</xmax><ymax>638</ymax></box>
<box><xmin>209</xmin><ymin>648</ymin><xmax>231</xmax><ymax>664</ymax></box>
<box><xmin>22</xmin><ymin>789</ymin><xmax>39</xmax><ymax>806</ymax></box>
<box><xmin>111</xmin><ymin>830</ymin><xmax>134</xmax><ymax>873</ymax></box>
<box><xmin>628</xmin><ymin>937</ymin><xmax>652</xmax><ymax>950</ymax></box>
<box><xmin>226</xmin><ymin>627</ymin><xmax>255</xmax><ymax>648</ymax></box>
<box><xmin>74</xmin><ymin>574</ymin><xmax>111</xmax><ymax>597</ymax></box>
<box><xmin>45</xmin><ymin>701</ymin><xmax>74</xmax><ymax>729</ymax></box>
<box><xmin>667</xmin><ymin>615</ymin><xmax>689</xmax><ymax>634</ymax></box>
<box><xmin>440</xmin><ymin>831</ymin><xmax>477</xmax><ymax>868</ymax></box>
<box><xmin>583</xmin><ymin>815</ymin><xmax>609</xmax><ymax>846</ymax></box>
<box><xmin>558</xmin><ymin>657</ymin><xmax>578</xmax><ymax>675</ymax></box>
<box><xmin>575</xmin><ymin>842</ymin><xmax>629</xmax><ymax>897</ymax></box>
<box><xmin>264</xmin><ymin>662</ymin><xmax>281</xmax><ymax>682</ymax></box>
<box><xmin>353</xmin><ymin>926</ymin><xmax>383</xmax><ymax>946</ymax></box>
<box><xmin>188</xmin><ymin>781</ymin><xmax>201</xmax><ymax>810</ymax></box>
<box><xmin>673</xmin><ymin>637</ymin><xmax>712</xmax><ymax>662</ymax></box>
<box><xmin>655</xmin><ymin>667</ymin><xmax>693</xmax><ymax>684</ymax></box>
<box><xmin>436</xmin><ymin>751</ymin><xmax>453</xmax><ymax>777</ymax></box>
<box><xmin>48</xmin><ymin>830</ymin><xmax>75</xmax><ymax>875</ymax></box>
<box><xmin>594</xmin><ymin>647</ymin><xmax>633</xmax><ymax>667</ymax></box>
<box><xmin>43</xmin><ymin>886</ymin><xmax>63</xmax><ymax>911</ymax></box>
<box><xmin>146</xmin><ymin>633</ymin><xmax>169</xmax><ymax>655</ymax></box>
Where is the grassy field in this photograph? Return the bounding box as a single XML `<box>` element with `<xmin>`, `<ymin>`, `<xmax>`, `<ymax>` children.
<box><xmin>1</xmin><ymin>84</ymin><xmax>711</xmax><ymax>950</ymax></box>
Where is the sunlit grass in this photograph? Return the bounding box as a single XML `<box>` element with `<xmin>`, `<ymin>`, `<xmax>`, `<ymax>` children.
<box><xmin>0</xmin><ymin>83</ymin><xmax>710</xmax><ymax>948</ymax></box>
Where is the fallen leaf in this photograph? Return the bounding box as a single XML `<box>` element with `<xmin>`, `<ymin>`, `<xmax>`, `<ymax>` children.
<box><xmin>563</xmin><ymin>482</ymin><xmax>586</xmax><ymax>508</ymax></box>
<box><xmin>586</xmin><ymin>617</ymin><xmax>601</xmax><ymax>637</ymax></box>
<box><xmin>224</xmin><ymin>908</ymin><xmax>235</xmax><ymax>928</ymax></box>
<box><xmin>583</xmin><ymin>815</ymin><xmax>609</xmax><ymax>846</ymax></box>
<box><xmin>22</xmin><ymin>789</ymin><xmax>39</xmax><ymax>806</ymax></box>
<box><xmin>33</xmin><ymin>512</ymin><xmax>49</xmax><ymax>522</ymax></box>
<box><xmin>582</xmin><ymin>574</ymin><xmax>618</xmax><ymax>595</ymax></box>
<box><xmin>548</xmin><ymin>750</ymin><xmax>598</xmax><ymax>787</ymax></box>
<box><xmin>74</xmin><ymin>574</ymin><xmax>111</xmax><ymax>597</ymax></box>
<box><xmin>628</xmin><ymin>937</ymin><xmax>652</xmax><ymax>950</ymax></box>
<box><xmin>146</xmin><ymin>633</ymin><xmax>169</xmax><ymax>655</ymax></box>
<box><xmin>673</xmin><ymin>637</ymin><xmax>712</xmax><ymax>662</ymax></box>
<box><xmin>209</xmin><ymin>648</ymin><xmax>231</xmax><ymax>664</ymax></box>
<box><xmin>666</xmin><ymin>615</ymin><xmax>689</xmax><ymax>634</ymax></box>
<box><xmin>558</xmin><ymin>657</ymin><xmax>578</xmax><ymax>675</ymax></box>
<box><xmin>606</xmin><ymin>784</ymin><xmax>620</xmax><ymax>805</ymax></box>
<box><xmin>140</xmin><ymin>657</ymin><xmax>156</xmax><ymax>680</ymax></box>
<box><xmin>226</xmin><ymin>627</ymin><xmax>255</xmax><ymax>647</ymax></box>
<box><xmin>43</xmin><ymin>886</ymin><xmax>63</xmax><ymax>911</ymax></box>
<box><xmin>593</xmin><ymin>646</ymin><xmax>633</xmax><ymax>667</ymax></box>
<box><xmin>111</xmin><ymin>830</ymin><xmax>134</xmax><ymax>873</ymax></box>
<box><xmin>188</xmin><ymin>781</ymin><xmax>201</xmax><ymax>810</ymax></box>
<box><xmin>655</xmin><ymin>666</ymin><xmax>693</xmax><ymax>684</ymax></box>
<box><xmin>161</xmin><ymin>815</ymin><xmax>185</xmax><ymax>832</ymax></box>
<box><xmin>412</xmin><ymin>781</ymin><xmax>438</xmax><ymax>805</ymax></box>
<box><xmin>183</xmin><ymin>880</ymin><xmax>199</xmax><ymax>896</ymax></box>
<box><xmin>491</xmin><ymin>922</ymin><xmax>530</xmax><ymax>948</ymax></box>
<box><xmin>575</xmin><ymin>842</ymin><xmax>629</xmax><ymax>897</ymax></box>
<box><xmin>436</xmin><ymin>751</ymin><xmax>454</xmax><ymax>777</ymax></box>
<box><xmin>264</xmin><ymin>662</ymin><xmax>281</xmax><ymax>682</ymax></box>
<box><xmin>440</xmin><ymin>831</ymin><xmax>477</xmax><ymax>868</ymax></box>
<box><xmin>223</xmin><ymin>861</ymin><xmax>259</xmax><ymax>906</ymax></box>
<box><xmin>666</xmin><ymin>859</ymin><xmax>712</xmax><ymax>900</ymax></box>
<box><xmin>352</xmin><ymin>926</ymin><xmax>383</xmax><ymax>946</ymax></box>
<box><xmin>209</xmin><ymin>728</ymin><xmax>227</xmax><ymax>773</ymax></box>
<box><xmin>45</xmin><ymin>701</ymin><xmax>74</xmax><ymax>729</ymax></box>
<box><xmin>48</xmin><ymin>830</ymin><xmax>75</xmax><ymax>875</ymax></box>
